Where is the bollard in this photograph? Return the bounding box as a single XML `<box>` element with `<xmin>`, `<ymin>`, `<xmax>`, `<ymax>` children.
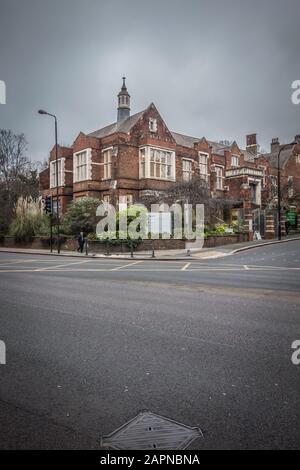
<box><xmin>151</xmin><ymin>240</ymin><xmax>155</xmax><ymax>258</ymax></box>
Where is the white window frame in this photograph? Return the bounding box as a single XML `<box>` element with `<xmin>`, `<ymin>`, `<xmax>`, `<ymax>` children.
<box><xmin>139</xmin><ymin>148</ymin><xmax>146</xmax><ymax>179</ymax></box>
<box><xmin>215</xmin><ymin>165</ymin><xmax>224</xmax><ymax>190</ymax></box>
<box><xmin>199</xmin><ymin>152</ymin><xmax>209</xmax><ymax>183</ymax></box>
<box><xmin>119</xmin><ymin>194</ymin><xmax>133</xmax><ymax>207</ymax></box>
<box><xmin>182</xmin><ymin>159</ymin><xmax>193</xmax><ymax>181</ymax></box>
<box><xmin>149</xmin><ymin>117</ymin><xmax>157</xmax><ymax>133</ymax></box>
<box><xmin>50</xmin><ymin>158</ymin><xmax>64</xmax><ymax>188</ymax></box>
<box><xmin>73</xmin><ymin>149</ymin><xmax>92</xmax><ymax>182</ymax></box>
<box><xmin>139</xmin><ymin>146</ymin><xmax>176</xmax><ymax>181</ymax></box>
<box><xmin>231</xmin><ymin>155</ymin><xmax>239</xmax><ymax>167</ymax></box>
<box><xmin>103</xmin><ymin>147</ymin><xmax>112</xmax><ymax>180</ymax></box>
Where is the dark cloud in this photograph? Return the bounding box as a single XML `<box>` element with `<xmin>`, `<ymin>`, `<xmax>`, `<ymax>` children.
<box><xmin>0</xmin><ymin>0</ymin><xmax>299</xmax><ymax>161</ymax></box>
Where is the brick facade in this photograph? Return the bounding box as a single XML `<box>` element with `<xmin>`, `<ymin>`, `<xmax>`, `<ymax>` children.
<box><xmin>39</xmin><ymin>80</ymin><xmax>300</xmax><ymax>236</ymax></box>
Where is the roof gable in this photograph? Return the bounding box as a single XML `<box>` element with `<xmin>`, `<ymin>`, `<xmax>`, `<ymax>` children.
<box><xmin>88</xmin><ymin>110</ymin><xmax>146</xmax><ymax>139</ymax></box>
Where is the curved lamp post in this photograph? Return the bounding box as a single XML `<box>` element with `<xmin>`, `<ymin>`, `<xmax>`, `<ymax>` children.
<box><xmin>38</xmin><ymin>109</ymin><xmax>60</xmax><ymax>253</ymax></box>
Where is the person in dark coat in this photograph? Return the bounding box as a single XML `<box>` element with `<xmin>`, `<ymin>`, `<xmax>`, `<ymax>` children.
<box><xmin>77</xmin><ymin>231</ymin><xmax>85</xmax><ymax>253</ymax></box>
<box><xmin>285</xmin><ymin>220</ymin><xmax>290</xmax><ymax>236</ymax></box>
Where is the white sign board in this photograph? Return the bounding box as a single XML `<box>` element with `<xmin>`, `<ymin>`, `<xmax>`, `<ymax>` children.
<box><xmin>148</xmin><ymin>212</ymin><xmax>171</xmax><ymax>236</ymax></box>
<box><xmin>254</xmin><ymin>231</ymin><xmax>262</xmax><ymax>240</ymax></box>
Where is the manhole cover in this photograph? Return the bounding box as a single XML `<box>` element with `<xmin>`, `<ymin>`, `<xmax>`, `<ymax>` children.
<box><xmin>100</xmin><ymin>411</ymin><xmax>202</xmax><ymax>450</ymax></box>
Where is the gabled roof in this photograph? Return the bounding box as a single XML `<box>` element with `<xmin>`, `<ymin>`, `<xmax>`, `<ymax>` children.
<box><xmin>88</xmin><ymin>109</ymin><xmax>145</xmax><ymax>139</ymax></box>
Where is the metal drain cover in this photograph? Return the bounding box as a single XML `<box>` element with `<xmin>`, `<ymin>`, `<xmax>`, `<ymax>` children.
<box><xmin>101</xmin><ymin>411</ymin><xmax>202</xmax><ymax>450</ymax></box>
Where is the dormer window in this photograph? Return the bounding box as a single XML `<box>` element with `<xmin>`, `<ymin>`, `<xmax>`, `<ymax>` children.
<box><xmin>149</xmin><ymin>118</ymin><xmax>157</xmax><ymax>133</ymax></box>
<box><xmin>231</xmin><ymin>155</ymin><xmax>239</xmax><ymax>167</ymax></box>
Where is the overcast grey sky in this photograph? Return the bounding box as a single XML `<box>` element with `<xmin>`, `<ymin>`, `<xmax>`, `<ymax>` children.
<box><xmin>0</xmin><ymin>0</ymin><xmax>300</xmax><ymax>161</ymax></box>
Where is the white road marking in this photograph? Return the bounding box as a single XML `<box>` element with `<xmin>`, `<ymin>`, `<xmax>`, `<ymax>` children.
<box><xmin>35</xmin><ymin>260</ymin><xmax>91</xmax><ymax>271</ymax></box>
<box><xmin>243</xmin><ymin>265</ymin><xmax>250</xmax><ymax>270</ymax></box>
<box><xmin>0</xmin><ymin>259</ymin><xmax>38</xmax><ymax>267</ymax></box>
<box><xmin>110</xmin><ymin>260</ymin><xmax>143</xmax><ymax>271</ymax></box>
<box><xmin>181</xmin><ymin>262</ymin><xmax>191</xmax><ymax>271</ymax></box>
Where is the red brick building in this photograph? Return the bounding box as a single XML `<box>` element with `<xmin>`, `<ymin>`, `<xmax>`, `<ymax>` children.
<box><xmin>40</xmin><ymin>78</ymin><xmax>298</xmax><ymax>235</ymax></box>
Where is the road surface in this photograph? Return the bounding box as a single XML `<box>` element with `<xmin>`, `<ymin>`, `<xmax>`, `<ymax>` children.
<box><xmin>0</xmin><ymin>240</ymin><xmax>299</xmax><ymax>449</ymax></box>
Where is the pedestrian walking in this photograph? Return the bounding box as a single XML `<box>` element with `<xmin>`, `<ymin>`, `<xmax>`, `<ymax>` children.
<box><xmin>285</xmin><ymin>220</ymin><xmax>290</xmax><ymax>236</ymax></box>
<box><xmin>77</xmin><ymin>231</ymin><xmax>85</xmax><ymax>253</ymax></box>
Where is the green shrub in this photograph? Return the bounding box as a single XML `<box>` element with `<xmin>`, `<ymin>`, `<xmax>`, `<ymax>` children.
<box><xmin>10</xmin><ymin>216</ymin><xmax>35</xmax><ymax>242</ymax></box>
<box><xmin>62</xmin><ymin>197</ymin><xmax>101</xmax><ymax>235</ymax></box>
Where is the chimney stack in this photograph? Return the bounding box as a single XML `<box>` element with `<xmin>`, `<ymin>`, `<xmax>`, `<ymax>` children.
<box><xmin>246</xmin><ymin>133</ymin><xmax>258</xmax><ymax>156</ymax></box>
<box><xmin>271</xmin><ymin>137</ymin><xmax>280</xmax><ymax>153</ymax></box>
<box><xmin>294</xmin><ymin>135</ymin><xmax>300</xmax><ymax>144</ymax></box>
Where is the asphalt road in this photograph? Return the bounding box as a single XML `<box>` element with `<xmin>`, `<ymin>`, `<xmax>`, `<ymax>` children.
<box><xmin>0</xmin><ymin>240</ymin><xmax>299</xmax><ymax>449</ymax></box>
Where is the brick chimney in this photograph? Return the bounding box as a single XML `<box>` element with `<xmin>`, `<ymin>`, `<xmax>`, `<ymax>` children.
<box><xmin>295</xmin><ymin>135</ymin><xmax>300</xmax><ymax>144</ymax></box>
<box><xmin>271</xmin><ymin>137</ymin><xmax>280</xmax><ymax>153</ymax></box>
<box><xmin>246</xmin><ymin>133</ymin><xmax>258</xmax><ymax>156</ymax></box>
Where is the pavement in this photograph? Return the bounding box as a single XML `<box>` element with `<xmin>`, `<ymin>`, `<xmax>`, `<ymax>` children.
<box><xmin>0</xmin><ymin>239</ymin><xmax>299</xmax><ymax>449</ymax></box>
<box><xmin>1</xmin><ymin>234</ymin><xmax>300</xmax><ymax>260</ymax></box>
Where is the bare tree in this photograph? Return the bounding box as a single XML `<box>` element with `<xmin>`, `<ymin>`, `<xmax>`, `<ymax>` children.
<box><xmin>139</xmin><ymin>175</ymin><xmax>239</xmax><ymax>227</ymax></box>
<box><xmin>0</xmin><ymin>129</ymin><xmax>39</xmax><ymax>232</ymax></box>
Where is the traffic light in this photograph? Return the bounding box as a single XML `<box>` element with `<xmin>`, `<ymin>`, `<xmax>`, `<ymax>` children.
<box><xmin>44</xmin><ymin>196</ymin><xmax>53</xmax><ymax>214</ymax></box>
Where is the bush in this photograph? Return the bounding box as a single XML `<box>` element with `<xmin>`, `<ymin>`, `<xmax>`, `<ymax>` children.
<box><xmin>62</xmin><ymin>197</ymin><xmax>100</xmax><ymax>235</ymax></box>
<box><xmin>9</xmin><ymin>196</ymin><xmax>49</xmax><ymax>242</ymax></box>
<box><xmin>10</xmin><ymin>216</ymin><xmax>35</xmax><ymax>242</ymax></box>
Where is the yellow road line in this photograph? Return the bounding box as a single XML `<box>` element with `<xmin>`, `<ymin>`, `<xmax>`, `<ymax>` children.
<box><xmin>110</xmin><ymin>260</ymin><xmax>143</xmax><ymax>271</ymax></box>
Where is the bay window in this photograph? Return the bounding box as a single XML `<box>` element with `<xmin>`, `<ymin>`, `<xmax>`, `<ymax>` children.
<box><xmin>140</xmin><ymin>148</ymin><xmax>146</xmax><ymax>178</ymax></box>
<box><xmin>139</xmin><ymin>146</ymin><xmax>175</xmax><ymax>181</ymax></box>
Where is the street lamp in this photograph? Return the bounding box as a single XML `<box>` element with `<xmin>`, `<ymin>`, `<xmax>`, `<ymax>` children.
<box><xmin>277</xmin><ymin>141</ymin><xmax>296</xmax><ymax>240</ymax></box>
<box><xmin>38</xmin><ymin>109</ymin><xmax>60</xmax><ymax>253</ymax></box>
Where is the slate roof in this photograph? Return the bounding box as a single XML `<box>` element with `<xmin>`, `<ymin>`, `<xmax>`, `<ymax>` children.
<box><xmin>171</xmin><ymin>131</ymin><xmax>200</xmax><ymax>148</ymax></box>
<box><xmin>171</xmin><ymin>131</ymin><xmax>232</xmax><ymax>156</ymax></box>
<box><xmin>88</xmin><ymin>109</ymin><xmax>263</xmax><ymax>164</ymax></box>
<box><xmin>264</xmin><ymin>145</ymin><xmax>294</xmax><ymax>169</ymax></box>
<box><xmin>88</xmin><ymin>110</ymin><xmax>145</xmax><ymax>139</ymax></box>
